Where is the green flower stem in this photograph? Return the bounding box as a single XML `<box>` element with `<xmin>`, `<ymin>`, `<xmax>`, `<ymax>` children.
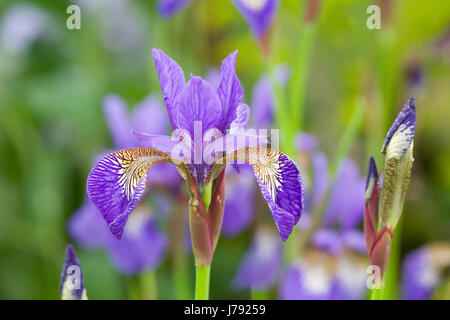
<box><xmin>140</xmin><ymin>271</ymin><xmax>158</xmax><ymax>300</ymax></box>
<box><xmin>195</xmin><ymin>265</ymin><xmax>211</xmax><ymax>300</ymax></box>
<box><xmin>127</xmin><ymin>276</ymin><xmax>141</xmax><ymax>300</ymax></box>
<box><xmin>370</xmin><ymin>287</ymin><xmax>384</xmax><ymax>300</ymax></box>
<box><xmin>328</xmin><ymin>98</ymin><xmax>365</xmax><ymax>178</ymax></box>
<box><xmin>173</xmin><ymin>254</ymin><xmax>191</xmax><ymax>300</ymax></box>
<box><xmin>288</xmin><ymin>23</ymin><xmax>317</xmax><ymax>132</ymax></box>
<box><xmin>251</xmin><ymin>289</ymin><xmax>270</xmax><ymax>300</ymax></box>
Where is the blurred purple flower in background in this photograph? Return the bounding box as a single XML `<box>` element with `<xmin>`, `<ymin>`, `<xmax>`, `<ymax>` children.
<box><xmin>0</xmin><ymin>3</ymin><xmax>49</xmax><ymax>55</ymax></box>
<box><xmin>233</xmin><ymin>231</ymin><xmax>283</xmax><ymax>290</ymax></box>
<box><xmin>232</xmin><ymin>0</ymin><xmax>279</xmax><ymax>39</ymax></box>
<box><xmin>279</xmin><ymin>133</ymin><xmax>367</xmax><ymax>300</ymax></box>
<box><xmin>280</xmin><ymin>249</ymin><xmax>367</xmax><ymax>300</ymax></box>
<box><xmin>157</xmin><ymin>0</ymin><xmax>192</xmax><ymax>18</ymax></box>
<box><xmin>157</xmin><ymin>0</ymin><xmax>279</xmax><ymax>40</ymax></box>
<box><xmin>222</xmin><ymin>164</ymin><xmax>255</xmax><ymax>237</ymax></box>
<box><xmin>323</xmin><ymin>159</ymin><xmax>365</xmax><ymax>233</ymax></box>
<box><xmin>280</xmin><ymin>258</ymin><xmax>334</xmax><ymax>300</ymax></box>
<box><xmin>402</xmin><ymin>244</ymin><xmax>450</xmax><ymax>300</ymax></box>
<box><xmin>252</xmin><ymin>65</ymin><xmax>290</xmax><ymax>129</ymax></box>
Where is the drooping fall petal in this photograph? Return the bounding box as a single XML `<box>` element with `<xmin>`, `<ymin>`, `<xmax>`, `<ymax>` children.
<box><xmin>87</xmin><ymin>148</ymin><xmax>181</xmax><ymax>239</ymax></box>
<box><xmin>210</xmin><ymin>147</ymin><xmax>304</xmax><ymax>241</ymax></box>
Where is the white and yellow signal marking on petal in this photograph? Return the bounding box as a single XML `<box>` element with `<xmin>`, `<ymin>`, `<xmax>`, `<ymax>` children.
<box><xmin>110</xmin><ymin>148</ymin><xmax>185</xmax><ymax>201</ymax></box>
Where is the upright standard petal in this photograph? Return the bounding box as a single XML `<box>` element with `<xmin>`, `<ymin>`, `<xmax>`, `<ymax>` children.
<box><xmin>87</xmin><ymin>148</ymin><xmax>178</xmax><ymax>239</ymax></box>
<box><xmin>152</xmin><ymin>48</ymin><xmax>186</xmax><ymax>130</ymax></box>
<box><xmin>217</xmin><ymin>51</ymin><xmax>244</xmax><ymax>132</ymax></box>
<box><xmin>175</xmin><ymin>75</ymin><xmax>222</xmax><ymax>137</ymax></box>
<box><xmin>212</xmin><ymin>147</ymin><xmax>304</xmax><ymax>241</ymax></box>
<box><xmin>229</xmin><ymin>103</ymin><xmax>250</xmax><ymax>134</ymax></box>
<box><xmin>232</xmin><ymin>0</ymin><xmax>279</xmax><ymax>39</ymax></box>
<box><xmin>60</xmin><ymin>245</ymin><xmax>87</xmax><ymax>300</ymax></box>
<box><xmin>103</xmin><ymin>95</ymin><xmax>132</xmax><ymax>148</ymax></box>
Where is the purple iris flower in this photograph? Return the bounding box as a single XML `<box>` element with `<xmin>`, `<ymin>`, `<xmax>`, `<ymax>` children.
<box><xmin>280</xmin><ymin>260</ymin><xmax>335</xmax><ymax>300</ymax></box>
<box><xmin>69</xmin><ymin>94</ymin><xmax>171</xmax><ymax>275</ymax></box>
<box><xmin>87</xmin><ymin>48</ymin><xmax>304</xmax><ymax>244</ymax></box>
<box><xmin>233</xmin><ymin>231</ymin><xmax>283</xmax><ymax>290</ymax></box>
<box><xmin>330</xmin><ymin>252</ymin><xmax>368</xmax><ymax>300</ymax></box>
<box><xmin>0</xmin><ymin>3</ymin><xmax>49</xmax><ymax>55</ymax></box>
<box><xmin>280</xmin><ymin>250</ymin><xmax>367</xmax><ymax>300</ymax></box>
<box><xmin>401</xmin><ymin>244</ymin><xmax>450</xmax><ymax>300</ymax></box>
<box><xmin>232</xmin><ymin>0</ymin><xmax>279</xmax><ymax>39</ymax></box>
<box><xmin>60</xmin><ymin>245</ymin><xmax>87</xmax><ymax>300</ymax></box>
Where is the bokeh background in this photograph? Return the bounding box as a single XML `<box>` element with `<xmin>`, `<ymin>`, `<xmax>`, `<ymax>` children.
<box><xmin>0</xmin><ymin>0</ymin><xmax>449</xmax><ymax>299</ymax></box>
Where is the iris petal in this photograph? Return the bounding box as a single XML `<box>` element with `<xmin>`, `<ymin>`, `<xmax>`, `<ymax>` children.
<box><xmin>232</xmin><ymin>0</ymin><xmax>279</xmax><ymax>39</ymax></box>
<box><xmin>217</xmin><ymin>50</ymin><xmax>244</xmax><ymax>132</ymax></box>
<box><xmin>152</xmin><ymin>48</ymin><xmax>186</xmax><ymax>130</ymax></box>
<box><xmin>174</xmin><ymin>75</ymin><xmax>222</xmax><ymax>137</ymax></box>
<box><xmin>87</xmin><ymin>148</ymin><xmax>180</xmax><ymax>238</ymax></box>
<box><xmin>211</xmin><ymin>147</ymin><xmax>304</xmax><ymax>241</ymax></box>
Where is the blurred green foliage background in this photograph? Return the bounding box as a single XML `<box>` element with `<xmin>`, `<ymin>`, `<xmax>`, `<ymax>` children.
<box><xmin>0</xmin><ymin>0</ymin><xmax>449</xmax><ymax>299</ymax></box>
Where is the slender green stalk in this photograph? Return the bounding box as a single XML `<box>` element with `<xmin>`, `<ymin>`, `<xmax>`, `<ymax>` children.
<box><xmin>251</xmin><ymin>289</ymin><xmax>270</xmax><ymax>300</ymax></box>
<box><xmin>140</xmin><ymin>271</ymin><xmax>158</xmax><ymax>300</ymax></box>
<box><xmin>173</xmin><ymin>242</ymin><xmax>191</xmax><ymax>300</ymax></box>
<box><xmin>328</xmin><ymin>98</ymin><xmax>365</xmax><ymax>178</ymax></box>
<box><xmin>195</xmin><ymin>265</ymin><xmax>211</xmax><ymax>300</ymax></box>
<box><xmin>127</xmin><ymin>276</ymin><xmax>141</xmax><ymax>300</ymax></box>
<box><xmin>288</xmin><ymin>23</ymin><xmax>317</xmax><ymax>132</ymax></box>
<box><xmin>370</xmin><ymin>287</ymin><xmax>384</xmax><ymax>300</ymax></box>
